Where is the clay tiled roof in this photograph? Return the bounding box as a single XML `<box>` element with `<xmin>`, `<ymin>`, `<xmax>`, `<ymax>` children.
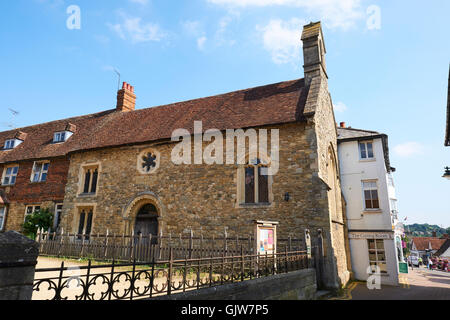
<box><xmin>0</xmin><ymin>79</ymin><xmax>308</xmax><ymax>164</ymax></box>
<box><xmin>411</xmin><ymin>237</ymin><xmax>447</xmax><ymax>251</ymax></box>
<box><xmin>435</xmin><ymin>239</ymin><xmax>450</xmax><ymax>257</ymax></box>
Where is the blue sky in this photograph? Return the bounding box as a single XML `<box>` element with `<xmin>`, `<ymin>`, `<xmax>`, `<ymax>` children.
<box><xmin>0</xmin><ymin>0</ymin><xmax>449</xmax><ymax>226</ymax></box>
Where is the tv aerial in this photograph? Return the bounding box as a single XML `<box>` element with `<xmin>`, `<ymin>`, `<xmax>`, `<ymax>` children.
<box><xmin>0</xmin><ymin>108</ymin><xmax>20</xmax><ymax>130</ymax></box>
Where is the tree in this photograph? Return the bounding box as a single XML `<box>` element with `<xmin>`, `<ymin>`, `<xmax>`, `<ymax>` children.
<box><xmin>23</xmin><ymin>208</ymin><xmax>53</xmax><ymax>240</ymax></box>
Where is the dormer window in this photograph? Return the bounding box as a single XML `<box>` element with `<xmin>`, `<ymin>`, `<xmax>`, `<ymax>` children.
<box><xmin>53</xmin><ymin>131</ymin><xmax>73</xmax><ymax>143</ymax></box>
<box><xmin>4</xmin><ymin>140</ymin><xmax>15</xmax><ymax>150</ymax></box>
<box><xmin>3</xmin><ymin>132</ymin><xmax>27</xmax><ymax>150</ymax></box>
<box><xmin>3</xmin><ymin>139</ymin><xmax>23</xmax><ymax>150</ymax></box>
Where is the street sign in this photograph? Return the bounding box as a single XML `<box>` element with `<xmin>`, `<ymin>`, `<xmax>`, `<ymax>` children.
<box><xmin>399</xmin><ymin>262</ymin><xmax>409</xmax><ymax>274</ymax></box>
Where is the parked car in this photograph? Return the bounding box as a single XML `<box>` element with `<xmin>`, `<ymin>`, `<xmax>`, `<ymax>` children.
<box><xmin>408</xmin><ymin>253</ymin><xmax>420</xmax><ymax>267</ymax></box>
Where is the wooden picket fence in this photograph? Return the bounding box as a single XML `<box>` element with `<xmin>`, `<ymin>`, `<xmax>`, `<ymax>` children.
<box><xmin>37</xmin><ymin>229</ymin><xmax>307</xmax><ymax>263</ymax></box>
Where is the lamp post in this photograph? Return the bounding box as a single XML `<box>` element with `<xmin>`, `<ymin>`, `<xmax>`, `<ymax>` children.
<box><xmin>443</xmin><ymin>167</ymin><xmax>450</xmax><ymax>180</ymax></box>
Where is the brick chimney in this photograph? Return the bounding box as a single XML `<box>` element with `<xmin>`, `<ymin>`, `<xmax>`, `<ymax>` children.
<box><xmin>116</xmin><ymin>82</ymin><xmax>136</xmax><ymax>112</ymax></box>
<box><xmin>301</xmin><ymin>21</ymin><xmax>328</xmax><ymax>86</ymax></box>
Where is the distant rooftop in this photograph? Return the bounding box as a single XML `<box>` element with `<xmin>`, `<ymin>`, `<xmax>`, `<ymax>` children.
<box><xmin>337</xmin><ymin>125</ymin><xmax>393</xmax><ymax>173</ymax></box>
<box><xmin>337</xmin><ymin>127</ymin><xmax>382</xmax><ymax>141</ymax></box>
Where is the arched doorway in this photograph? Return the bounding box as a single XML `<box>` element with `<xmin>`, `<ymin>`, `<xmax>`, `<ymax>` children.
<box><xmin>134</xmin><ymin>203</ymin><xmax>159</xmax><ymax>244</ymax></box>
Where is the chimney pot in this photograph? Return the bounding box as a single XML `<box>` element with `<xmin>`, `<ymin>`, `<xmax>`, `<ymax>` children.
<box><xmin>117</xmin><ymin>81</ymin><xmax>136</xmax><ymax>112</ymax></box>
<box><xmin>340</xmin><ymin>122</ymin><xmax>346</xmax><ymax>128</ymax></box>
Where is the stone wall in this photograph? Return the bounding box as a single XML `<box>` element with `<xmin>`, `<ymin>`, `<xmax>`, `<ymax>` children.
<box><xmin>4</xmin><ymin>201</ymin><xmax>59</xmax><ymax>233</ymax></box>
<box><xmin>302</xmin><ymin>51</ymin><xmax>350</xmax><ymax>288</ymax></box>
<box><xmin>60</xmin><ymin>122</ymin><xmax>331</xmax><ymax>239</ymax></box>
<box><xmin>153</xmin><ymin>269</ymin><xmax>316</xmax><ymax>300</ymax></box>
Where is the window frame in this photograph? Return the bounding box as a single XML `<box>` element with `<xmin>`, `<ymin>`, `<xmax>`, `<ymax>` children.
<box><xmin>368</xmin><ymin>239</ymin><xmax>388</xmax><ymax>274</ymax></box>
<box><xmin>78</xmin><ymin>163</ymin><xmax>100</xmax><ymax>196</ymax></box>
<box><xmin>137</xmin><ymin>149</ymin><xmax>160</xmax><ymax>175</ymax></box>
<box><xmin>53</xmin><ymin>203</ymin><xmax>63</xmax><ymax>231</ymax></box>
<box><xmin>24</xmin><ymin>205</ymin><xmax>41</xmax><ymax>222</ymax></box>
<box><xmin>77</xmin><ymin>207</ymin><xmax>94</xmax><ymax>240</ymax></box>
<box><xmin>30</xmin><ymin>161</ymin><xmax>50</xmax><ymax>183</ymax></box>
<box><xmin>53</xmin><ymin>132</ymin><xmax>66</xmax><ymax>143</ymax></box>
<box><xmin>359</xmin><ymin>141</ymin><xmax>375</xmax><ymax>160</ymax></box>
<box><xmin>240</xmin><ymin>158</ymin><xmax>272</xmax><ymax>206</ymax></box>
<box><xmin>362</xmin><ymin>180</ymin><xmax>381</xmax><ymax>211</ymax></box>
<box><xmin>2</xmin><ymin>165</ymin><xmax>19</xmax><ymax>186</ymax></box>
<box><xmin>0</xmin><ymin>206</ymin><xmax>6</xmax><ymax>231</ymax></box>
<box><xmin>4</xmin><ymin>139</ymin><xmax>15</xmax><ymax>150</ymax></box>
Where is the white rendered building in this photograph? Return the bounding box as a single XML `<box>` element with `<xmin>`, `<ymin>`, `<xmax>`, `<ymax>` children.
<box><xmin>337</xmin><ymin>124</ymin><xmax>401</xmax><ymax>286</ymax></box>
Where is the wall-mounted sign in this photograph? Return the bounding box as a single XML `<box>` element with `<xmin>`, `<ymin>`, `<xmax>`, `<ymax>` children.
<box><xmin>349</xmin><ymin>232</ymin><xmax>394</xmax><ymax>240</ymax></box>
<box><xmin>254</xmin><ymin>220</ymin><xmax>278</xmax><ymax>255</ymax></box>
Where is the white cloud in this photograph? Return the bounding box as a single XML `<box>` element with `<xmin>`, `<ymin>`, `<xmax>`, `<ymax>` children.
<box><xmin>35</xmin><ymin>0</ymin><xmax>64</xmax><ymax>7</ymax></box>
<box><xmin>214</xmin><ymin>13</ymin><xmax>239</xmax><ymax>46</ymax></box>
<box><xmin>108</xmin><ymin>12</ymin><xmax>166</xmax><ymax>43</ymax></box>
<box><xmin>182</xmin><ymin>20</ymin><xmax>203</xmax><ymax>37</ymax></box>
<box><xmin>393</xmin><ymin>142</ymin><xmax>425</xmax><ymax>158</ymax></box>
<box><xmin>93</xmin><ymin>34</ymin><xmax>110</xmax><ymax>45</ymax></box>
<box><xmin>197</xmin><ymin>36</ymin><xmax>207</xmax><ymax>50</ymax></box>
<box><xmin>257</xmin><ymin>18</ymin><xmax>305</xmax><ymax>65</ymax></box>
<box><xmin>129</xmin><ymin>0</ymin><xmax>149</xmax><ymax>5</ymax></box>
<box><xmin>181</xmin><ymin>20</ymin><xmax>209</xmax><ymax>51</ymax></box>
<box><xmin>333</xmin><ymin>102</ymin><xmax>348</xmax><ymax>112</ymax></box>
<box><xmin>208</xmin><ymin>0</ymin><xmax>364</xmax><ymax>30</ymax></box>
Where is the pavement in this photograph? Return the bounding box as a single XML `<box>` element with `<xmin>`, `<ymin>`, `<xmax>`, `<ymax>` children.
<box><xmin>334</xmin><ymin>267</ymin><xmax>450</xmax><ymax>300</ymax></box>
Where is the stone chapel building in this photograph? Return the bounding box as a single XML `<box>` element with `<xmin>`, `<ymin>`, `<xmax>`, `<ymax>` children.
<box><xmin>0</xmin><ymin>22</ymin><xmax>350</xmax><ymax>288</ymax></box>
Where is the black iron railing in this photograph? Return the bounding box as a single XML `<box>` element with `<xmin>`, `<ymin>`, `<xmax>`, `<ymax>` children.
<box><xmin>32</xmin><ymin>248</ymin><xmax>311</xmax><ymax>300</ymax></box>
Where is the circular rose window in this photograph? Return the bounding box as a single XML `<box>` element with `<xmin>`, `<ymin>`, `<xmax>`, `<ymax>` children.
<box><xmin>138</xmin><ymin>149</ymin><xmax>160</xmax><ymax>174</ymax></box>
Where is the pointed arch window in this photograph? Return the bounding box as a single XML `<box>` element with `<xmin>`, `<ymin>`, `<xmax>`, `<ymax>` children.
<box><xmin>243</xmin><ymin>158</ymin><xmax>270</xmax><ymax>205</ymax></box>
<box><xmin>79</xmin><ymin>164</ymin><xmax>100</xmax><ymax>195</ymax></box>
<box><xmin>77</xmin><ymin>208</ymin><xmax>93</xmax><ymax>240</ymax></box>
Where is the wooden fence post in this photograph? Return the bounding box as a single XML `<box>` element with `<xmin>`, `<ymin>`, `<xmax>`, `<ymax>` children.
<box><xmin>189</xmin><ymin>229</ymin><xmax>194</xmax><ymax>259</ymax></box>
<box><xmin>104</xmin><ymin>229</ymin><xmax>109</xmax><ymax>259</ymax></box>
<box><xmin>158</xmin><ymin>230</ymin><xmax>163</xmax><ymax>260</ymax></box>
<box><xmin>57</xmin><ymin>228</ymin><xmax>64</xmax><ymax>258</ymax></box>
<box><xmin>223</xmin><ymin>228</ymin><xmax>228</xmax><ymax>256</ymax></box>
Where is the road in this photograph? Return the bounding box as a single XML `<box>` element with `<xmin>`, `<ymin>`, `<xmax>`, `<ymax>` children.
<box><xmin>338</xmin><ymin>267</ymin><xmax>450</xmax><ymax>300</ymax></box>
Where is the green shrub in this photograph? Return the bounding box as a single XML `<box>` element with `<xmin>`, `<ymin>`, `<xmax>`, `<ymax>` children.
<box><xmin>23</xmin><ymin>208</ymin><xmax>53</xmax><ymax>240</ymax></box>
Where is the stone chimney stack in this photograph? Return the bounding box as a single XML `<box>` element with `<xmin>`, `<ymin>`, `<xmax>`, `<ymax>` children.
<box><xmin>301</xmin><ymin>21</ymin><xmax>328</xmax><ymax>86</ymax></box>
<box><xmin>116</xmin><ymin>82</ymin><xmax>136</xmax><ymax>112</ymax></box>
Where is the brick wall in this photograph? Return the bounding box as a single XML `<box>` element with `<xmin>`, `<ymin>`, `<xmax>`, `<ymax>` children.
<box><xmin>0</xmin><ymin>157</ymin><xmax>69</xmax><ymax>231</ymax></box>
